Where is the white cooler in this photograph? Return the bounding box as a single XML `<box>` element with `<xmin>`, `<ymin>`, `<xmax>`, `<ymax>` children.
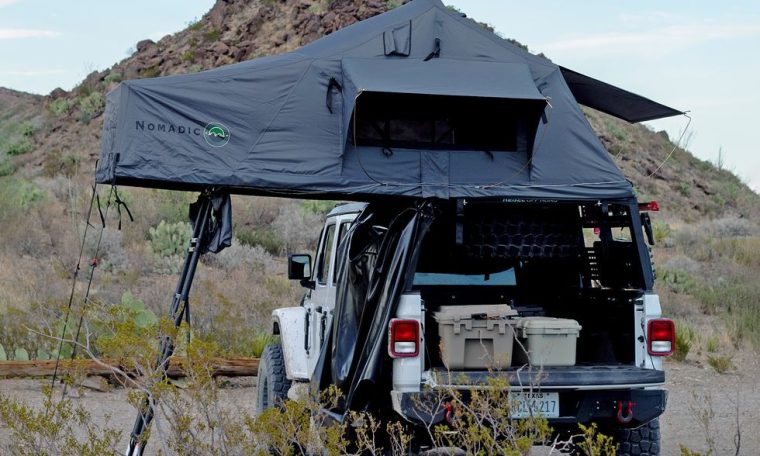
<box><xmin>514</xmin><ymin>317</ymin><xmax>582</xmax><ymax>367</ymax></box>
<box><xmin>433</xmin><ymin>304</ymin><xmax>518</xmax><ymax>370</ymax></box>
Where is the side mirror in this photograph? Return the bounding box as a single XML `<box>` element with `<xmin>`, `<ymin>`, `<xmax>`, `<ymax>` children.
<box><xmin>288</xmin><ymin>254</ymin><xmax>312</xmax><ymax>281</ymax></box>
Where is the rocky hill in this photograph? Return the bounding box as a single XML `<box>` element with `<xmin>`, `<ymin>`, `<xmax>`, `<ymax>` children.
<box><xmin>1</xmin><ymin>0</ymin><xmax>758</xmax><ymax>222</ymax></box>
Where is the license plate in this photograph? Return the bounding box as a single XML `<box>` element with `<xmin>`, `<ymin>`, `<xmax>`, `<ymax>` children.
<box><xmin>509</xmin><ymin>392</ymin><xmax>559</xmax><ymax>418</ymax></box>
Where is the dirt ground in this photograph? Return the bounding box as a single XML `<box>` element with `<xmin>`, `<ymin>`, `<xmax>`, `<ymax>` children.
<box><xmin>1</xmin><ymin>356</ymin><xmax>758</xmax><ymax>455</ymax></box>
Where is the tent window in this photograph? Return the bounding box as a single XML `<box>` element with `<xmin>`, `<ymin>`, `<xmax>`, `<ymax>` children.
<box><xmin>352</xmin><ymin>92</ymin><xmax>540</xmax><ymax>152</ymax></box>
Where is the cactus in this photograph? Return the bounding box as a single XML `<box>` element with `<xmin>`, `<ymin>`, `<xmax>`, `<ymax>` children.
<box><xmin>14</xmin><ymin>347</ymin><xmax>29</xmax><ymax>361</ymax></box>
<box><xmin>149</xmin><ymin>220</ymin><xmax>191</xmax><ymax>258</ymax></box>
<box><xmin>121</xmin><ymin>292</ymin><xmax>158</xmax><ymax>329</ymax></box>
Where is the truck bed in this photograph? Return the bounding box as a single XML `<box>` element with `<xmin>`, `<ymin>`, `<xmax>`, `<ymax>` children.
<box><xmin>429</xmin><ymin>365</ymin><xmax>665</xmax><ymax>390</ymax></box>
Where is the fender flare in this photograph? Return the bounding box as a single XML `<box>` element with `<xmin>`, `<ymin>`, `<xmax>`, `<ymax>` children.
<box><xmin>271</xmin><ymin>307</ymin><xmax>310</xmax><ymax>381</ymax></box>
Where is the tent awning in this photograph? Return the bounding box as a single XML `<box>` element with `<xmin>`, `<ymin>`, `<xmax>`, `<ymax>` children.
<box><xmin>560</xmin><ymin>66</ymin><xmax>683</xmax><ymax>123</ymax></box>
<box><xmin>343</xmin><ymin>58</ymin><xmax>546</xmax><ymax>100</ymax></box>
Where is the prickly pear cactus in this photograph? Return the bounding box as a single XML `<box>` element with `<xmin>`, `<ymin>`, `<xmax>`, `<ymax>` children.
<box><xmin>149</xmin><ymin>220</ymin><xmax>191</xmax><ymax>258</ymax></box>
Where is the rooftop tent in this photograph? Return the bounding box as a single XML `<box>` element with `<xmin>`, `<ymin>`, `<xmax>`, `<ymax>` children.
<box><xmin>96</xmin><ymin>0</ymin><xmax>681</xmax><ymax>201</ymax></box>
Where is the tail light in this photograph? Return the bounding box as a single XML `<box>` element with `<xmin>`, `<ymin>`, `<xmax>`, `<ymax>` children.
<box><xmin>638</xmin><ymin>201</ymin><xmax>660</xmax><ymax>212</ymax></box>
<box><xmin>647</xmin><ymin>319</ymin><xmax>675</xmax><ymax>356</ymax></box>
<box><xmin>389</xmin><ymin>319</ymin><xmax>419</xmax><ymax>358</ymax></box>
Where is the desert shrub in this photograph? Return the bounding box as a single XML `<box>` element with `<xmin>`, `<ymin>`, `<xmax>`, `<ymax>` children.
<box><xmin>272</xmin><ymin>203</ymin><xmax>323</xmax><ymax>252</ymax></box>
<box><xmin>0</xmin><ymin>179</ymin><xmax>46</xmax><ymax>213</ymax></box>
<box><xmin>236</xmin><ymin>226</ymin><xmax>283</xmax><ymax>255</ymax></box>
<box><xmin>78</xmin><ymin>91</ymin><xmax>104</xmax><ymax>124</ymax></box>
<box><xmin>606</xmin><ymin>121</ymin><xmax>628</xmax><ymax>142</ymax></box>
<box><xmin>576</xmin><ymin>423</ymin><xmax>618</xmax><ymax>456</ymax></box>
<box><xmin>141</xmin><ymin>65</ymin><xmax>161</xmax><ymax>78</ymax></box>
<box><xmin>186</xmin><ymin>17</ymin><xmax>203</xmax><ymax>31</ymax></box>
<box><xmin>0</xmin><ymin>302</ymin><xmax>62</xmax><ymax>360</ymax></box>
<box><xmin>659</xmin><ymin>268</ymin><xmax>696</xmax><ymax>295</ymax></box>
<box><xmin>205</xmin><ymin>28</ymin><xmax>221</xmax><ymax>42</ymax></box>
<box><xmin>202</xmin><ymin>241</ymin><xmax>275</xmax><ymax>273</ymax></box>
<box><xmin>706</xmin><ymin>336</ymin><xmax>718</xmax><ymax>353</ymax></box>
<box><xmin>84</xmin><ymin>226</ymin><xmax>130</xmax><ymax>271</ymax></box>
<box><xmin>676</xmin><ymin>182</ymin><xmax>692</xmax><ymax>197</ymax></box>
<box><xmin>706</xmin><ymin>354</ymin><xmax>733</xmax><ymax>374</ymax></box>
<box><xmin>662</xmin><ymin>255</ymin><xmax>700</xmax><ymax>275</ymax></box>
<box><xmin>103</xmin><ymin>71</ymin><xmax>122</xmax><ymax>84</ymax></box>
<box><xmin>673</xmin><ymin>320</ymin><xmax>695</xmax><ymax>362</ymax></box>
<box><xmin>0</xmin><ymin>158</ymin><xmax>14</xmax><ymax>176</ymax></box>
<box><xmin>180</xmin><ymin>50</ymin><xmax>195</xmax><ymax>63</ymax></box>
<box><xmin>20</xmin><ymin>122</ymin><xmax>35</xmax><ymax>138</ymax></box>
<box><xmin>47</xmin><ymin>97</ymin><xmax>74</xmax><ymax>116</ymax></box>
<box><xmin>250</xmin><ymin>331</ymin><xmax>277</xmax><ymax>358</ymax></box>
<box><xmin>0</xmin><ymin>388</ymin><xmax>122</xmax><ymax>455</ymax></box>
<box><xmin>5</xmin><ymin>138</ymin><xmax>34</xmax><ymax>156</ymax></box>
<box><xmin>652</xmin><ymin>219</ymin><xmax>672</xmax><ymax>244</ymax></box>
<box><xmin>692</xmin><ymin>279</ymin><xmax>760</xmax><ymax>348</ymax></box>
<box><xmin>42</xmin><ymin>149</ymin><xmax>80</xmax><ymax>177</ymax></box>
<box><xmin>706</xmin><ymin>237</ymin><xmax>760</xmax><ymax>269</ymax></box>
<box><xmin>301</xmin><ymin>199</ymin><xmax>336</xmax><ymax>214</ymax></box>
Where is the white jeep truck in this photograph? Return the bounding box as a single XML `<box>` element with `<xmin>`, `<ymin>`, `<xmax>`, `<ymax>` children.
<box><xmin>257</xmin><ymin>199</ymin><xmax>673</xmax><ymax>455</ymax></box>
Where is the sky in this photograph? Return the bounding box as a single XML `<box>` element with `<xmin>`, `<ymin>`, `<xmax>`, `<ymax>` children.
<box><xmin>1</xmin><ymin>0</ymin><xmax>759</xmax><ymax>190</ymax></box>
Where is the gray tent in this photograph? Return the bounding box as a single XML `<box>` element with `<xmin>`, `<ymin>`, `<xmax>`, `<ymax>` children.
<box><xmin>96</xmin><ymin>0</ymin><xmax>681</xmax><ymax>201</ymax></box>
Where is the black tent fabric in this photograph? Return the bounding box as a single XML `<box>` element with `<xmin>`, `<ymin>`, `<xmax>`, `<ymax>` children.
<box><xmin>559</xmin><ymin>67</ymin><xmax>683</xmax><ymax>123</ymax></box>
<box><xmin>96</xmin><ymin>0</ymin><xmax>680</xmax><ymax>201</ymax></box>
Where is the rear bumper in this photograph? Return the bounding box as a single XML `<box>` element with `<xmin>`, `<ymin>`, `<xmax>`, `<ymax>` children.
<box><xmin>429</xmin><ymin>365</ymin><xmax>665</xmax><ymax>390</ymax></box>
<box><xmin>393</xmin><ymin>388</ymin><xmax>667</xmax><ymax>430</ymax></box>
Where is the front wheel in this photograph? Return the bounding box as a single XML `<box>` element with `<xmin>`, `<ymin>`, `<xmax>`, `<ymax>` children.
<box><xmin>255</xmin><ymin>343</ymin><xmax>292</xmax><ymax>415</ymax></box>
<box><xmin>609</xmin><ymin>418</ymin><xmax>661</xmax><ymax>456</ymax></box>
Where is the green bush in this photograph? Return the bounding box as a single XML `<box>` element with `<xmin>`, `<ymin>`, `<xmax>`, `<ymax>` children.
<box><xmin>706</xmin><ymin>354</ymin><xmax>733</xmax><ymax>374</ymax></box>
<box><xmin>0</xmin><ymin>159</ymin><xmax>14</xmax><ymax>176</ymax></box>
<box><xmin>48</xmin><ymin>97</ymin><xmax>74</xmax><ymax>116</ymax></box>
<box><xmin>181</xmin><ymin>50</ymin><xmax>195</xmax><ymax>63</ymax></box>
<box><xmin>104</xmin><ymin>71</ymin><xmax>122</xmax><ymax>84</ymax></box>
<box><xmin>676</xmin><ymin>182</ymin><xmax>692</xmax><ymax>197</ymax></box>
<box><xmin>236</xmin><ymin>227</ymin><xmax>283</xmax><ymax>255</ymax></box>
<box><xmin>250</xmin><ymin>332</ymin><xmax>277</xmax><ymax>358</ymax></box>
<box><xmin>608</xmin><ymin>123</ymin><xmax>628</xmax><ymax>142</ymax></box>
<box><xmin>652</xmin><ymin>220</ymin><xmax>672</xmax><ymax>244</ymax></box>
<box><xmin>673</xmin><ymin>320</ymin><xmax>695</xmax><ymax>362</ymax></box>
<box><xmin>301</xmin><ymin>200</ymin><xmax>336</xmax><ymax>214</ymax></box>
<box><xmin>205</xmin><ymin>28</ymin><xmax>220</xmax><ymax>42</ymax></box>
<box><xmin>659</xmin><ymin>268</ymin><xmax>696</xmax><ymax>294</ymax></box>
<box><xmin>186</xmin><ymin>17</ymin><xmax>203</xmax><ymax>31</ymax></box>
<box><xmin>20</xmin><ymin>122</ymin><xmax>35</xmax><ymax>138</ymax></box>
<box><xmin>5</xmin><ymin>139</ymin><xmax>34</xmax><ymax>156</ymax></box>
<box><xmin>78</xmin><ymin>91</ymin><xmax>104</xmax><ymax>124</ymax></box>
<box><xmin>141</xmin><ymin>65</ymin><xmax>161</xmax><ymax>78</ymax></box>
<box><xmin>706</xmin><ymin>336</ymin><xmax>718</xmax><ymax>353</ymax></box>
<box><xmin>149</xmin><ymin>220</ymin><xmax>191</xmax><ymax>257</ymax></box>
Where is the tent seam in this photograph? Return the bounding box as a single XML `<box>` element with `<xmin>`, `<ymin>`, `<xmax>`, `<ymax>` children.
<box><xmin>247</xmin><ymin>59</ymin><xmax>317</xmax><ymax>154</ymax></box>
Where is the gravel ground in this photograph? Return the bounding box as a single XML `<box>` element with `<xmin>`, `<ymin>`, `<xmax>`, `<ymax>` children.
<box><xmin>1</xmin><ymin>356</ymin><xmax>758</xmax><ymax>455</ymax></box>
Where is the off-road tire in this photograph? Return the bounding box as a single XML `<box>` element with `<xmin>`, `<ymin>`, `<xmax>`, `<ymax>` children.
<box><xmin>255</xmin><ymin>343</ymin><xmax>291</xmax><ymax>415</ymax></box>
<box><xmin>611</xmin><ymin>418</ymin><xmax>661</xmax><ymax>456</ymax></box>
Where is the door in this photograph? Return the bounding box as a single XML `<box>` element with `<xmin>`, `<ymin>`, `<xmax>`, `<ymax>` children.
<box><xmin>302</xmin><ymin>215</ymin><xmax>356</xmax><ymax>375</ymax></box>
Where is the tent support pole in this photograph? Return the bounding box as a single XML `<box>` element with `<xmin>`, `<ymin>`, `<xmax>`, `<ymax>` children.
<box><xmin>126</xmin><ymin>192</ymin><xmax>213</xmax><ymax>456</ymax></box>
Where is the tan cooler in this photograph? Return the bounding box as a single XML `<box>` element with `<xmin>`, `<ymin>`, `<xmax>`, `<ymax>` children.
<box><xmin>514</xmin><ymin>317</ymin><xmax>582</xmax><ymax>367</ymax></box>
<box><xmin>433</xmin><ymin>304</ymin><xmax>518</xmax><ymax>370</ymax></box>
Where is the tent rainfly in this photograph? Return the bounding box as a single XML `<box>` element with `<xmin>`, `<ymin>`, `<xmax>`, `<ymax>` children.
<box><xmin>96</xmin><ymin>0</ymin><xmax>681</xmax><ymax>201</ymax></box>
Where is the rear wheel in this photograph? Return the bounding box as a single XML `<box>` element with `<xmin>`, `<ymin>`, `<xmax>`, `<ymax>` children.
<box><xmin>255</xmin><ymin>343</ymin><xmax>291</xmax><ymax>415</ymax></box>
<box><xmin>609</xmin><ymin>419</ymin><xmax>661</xmax><ymax>456</ymax></box>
